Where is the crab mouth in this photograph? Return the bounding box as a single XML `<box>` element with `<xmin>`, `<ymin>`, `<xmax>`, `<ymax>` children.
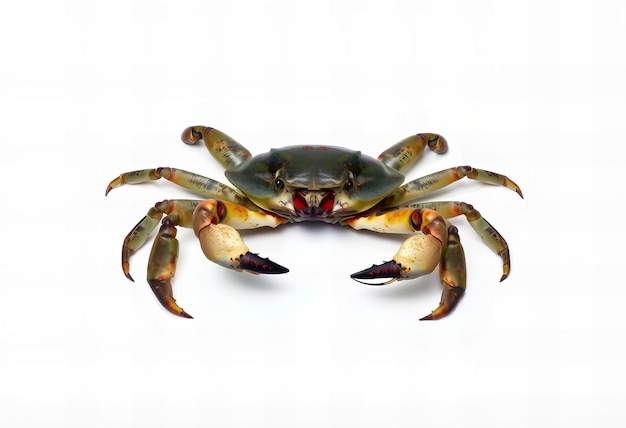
<box><xmin>292</xmin><ymin>189</ymin><xmax>335</xmax><ymax>218</ymax></box>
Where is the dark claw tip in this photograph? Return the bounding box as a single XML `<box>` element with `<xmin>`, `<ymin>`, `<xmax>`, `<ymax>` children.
<box><xmin>419</xmin><ymin>313</ymin><xmax>434</xmax><ymax>321</ymax></box>
<box><xmin>239</xmin><ymin>252</ymin><xmax>289</xmax><ymax>274</ymax></box>
<box><xmin>180</xmin><ymin>310</ymin><xmax>193</xmax><ymax>319</ymax></box>
<box><xmin>500</xmin><ymin>273</ymin><xmax>508</xmax><ymax>282</ymax></box>
<box><xmin>351</xmin><ymin>260</ymin><xmax>402</xmax><ymax>280</ymax></box>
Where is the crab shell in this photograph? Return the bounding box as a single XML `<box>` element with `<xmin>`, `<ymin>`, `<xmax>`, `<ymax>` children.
<box><xmin>225</xmin><ymin>145</ymin><xmax>404</xmax><ymax>221</ymax></box>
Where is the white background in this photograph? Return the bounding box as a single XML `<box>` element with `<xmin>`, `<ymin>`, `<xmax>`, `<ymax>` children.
<box><xmin>0</xmin><ymin>0</ymin><xmax>623</xmax><ymax>427</ymax></box>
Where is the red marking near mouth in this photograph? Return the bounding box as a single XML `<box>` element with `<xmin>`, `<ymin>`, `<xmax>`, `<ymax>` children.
<box><xmin>319</xmin><ymin>192</ymin><xmax>334</xmax><ymax>212</ymax></box>
<box><xmin>293</xmin><ymin>191</ymin><xmax>307</xmax><ymax>211</ymax></box>
<box><xmin>292</xmin><ymin>190</ymin><xmax>335</xmax><ymax>218</ymax></box>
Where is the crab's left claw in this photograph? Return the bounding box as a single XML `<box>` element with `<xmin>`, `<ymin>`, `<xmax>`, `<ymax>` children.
<box><xmin>351</xmin><ymin>233</ymin><xmax>444</xmax><ymax>285</ymax></box>
<box><xmin>349</xmin><ymin>209</ymin><xmax>470</xmax><ymax>321</ymax></box>
<box><xmin>195</xmin><ymin>222</ymin><xmax>289</xmax><ymax>274</ymax></box>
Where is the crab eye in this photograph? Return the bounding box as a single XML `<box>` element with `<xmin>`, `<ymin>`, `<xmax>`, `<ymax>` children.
<box><xmin>344</xmin><ymin>178</ymin><xmax>354</xmax><ymax>192</ymax></box>
<box><xmin>275</xmin><ymin>178</ymin><xmax>285</xmax><ymax>191</ymax></box>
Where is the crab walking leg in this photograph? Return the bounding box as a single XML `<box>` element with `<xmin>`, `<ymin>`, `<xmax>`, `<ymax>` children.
<box><xmin>409</xmin><ymin>201</ymin><xmax>511</xmax><ymax>281</ymax></box>
<box><xmin>121</xmin><ymin>199</ymin><xmax>200</xmax><ymax>281</ymax></box>
<box><xmin>147</xmin><ymin>214</ymin><xmax>192</xmax><ymax>318</ymax></box>
<box><xmin>345</xmin><ymin>208</ymin><xmax>448</xmax><ymax>283</ymax></box>
<box><xmin>381</xmin><ymin>166</ymin><xmax>523</xmax><ymax>209</ymax></box>
<box><xmin>421</xmin><ymin>225</ymin><xmax>467</xmax><ymax>321</ymax></box>
<box><xmin>377</xmin><ymin>133</ymin><xmax>448</xmax><ymax>173</ymax></box>
<box><xmin>192</xmin><ymin>199</ymin><xmax>289</xmax><ymax>274</ymax></box>
<box><xmin>105</xmin><ymin>168</ymin><xmax>248</xmax><ymax>205</ymax></box>
<box><xmin>181</xmin><ymin>126</ymin><xmax>252</xmax><ymax>169</ymax></box>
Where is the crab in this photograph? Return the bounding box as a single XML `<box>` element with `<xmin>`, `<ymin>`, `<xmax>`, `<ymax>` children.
<box><xmin>106</xmin><ymin>125</ymin><xmax>523</xmax><ymax>320</ymax></box>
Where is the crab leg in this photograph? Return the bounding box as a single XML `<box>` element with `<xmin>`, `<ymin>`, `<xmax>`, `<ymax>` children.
<box><xmin>103</xmin><ymin>198</ymin><xmax>198</xmax><ymax>317</ymax></box>
<box><xmin>180</xmin><ymin>126</ymin><xmax>252</xmax><ymax>169</ymax></box>
<box><xmin>117</xmin><ymin>199</ymin><xmax>197</xmax><ymax>318</ymax></box>
<box><xmin>121</xmin><ymin>199</ymin><xmax>199</xmax><ymax>281</ymax></box>
<box><xmin>421</xmin><ymin>225</ymin><xmax>466</xmax><ymax>320</ymax></box>
<box><xmin>105</xmin><ymin>168</ymin><xmax>248</xmax><ymax>205</ymax></box>
<box><xmin>381</xmin><ymin>166</ymin><xmax>523</xmax><ymax>209</ymax></box>
<box><xmin>192</xmin><ymin>199</ymin><xmax>289</xmax><ymax>274</ymax></box>
<box><xmin>147</xmin><ymin>214</ymin><xmax>191</xmax><ymax>318</ymax></box>
<box><xmin>377</xmin><ymin>133</ymin><xmax>448</xmax><ymax>173</ymax></box>
<box><xmin>408</xmin><ymin>201</ymin><xmax>511</xmax><ymax>281</ymax></box>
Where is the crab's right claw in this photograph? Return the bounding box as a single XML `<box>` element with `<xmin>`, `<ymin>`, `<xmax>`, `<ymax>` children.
<box><xmin>195</xmin><ymin>222</ymin><xmax>289</xmax><ymax>275</ymax></box>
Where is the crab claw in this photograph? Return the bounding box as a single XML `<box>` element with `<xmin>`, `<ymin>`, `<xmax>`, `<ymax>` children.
<box><xmin>351</xmin><ymin>234</ymin><xmax>443</xmax><ymax>285</ymax></box>
<box><xmin>196</xmin><ymin>223</ymin><xmax>289</xmax><ymax>275</ymax></box>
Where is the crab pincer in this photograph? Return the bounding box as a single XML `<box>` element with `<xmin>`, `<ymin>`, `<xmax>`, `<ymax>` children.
<box><xmin>193</xmin><ymin>200</ymin><xmax>288</xmax><ymax>275</ymax></box>
<box><xmin>351</xmin><ymin>233</ymin><xmax>444</xmax><ymax>285</ymax></box>
<box><xmin>351</xmin><ymin>226</ymin><xmax>467</xmax><ymax>320</ymax></box>
<box><xmin>350</xmin><ymin>209</ymin><xmax>468</xmax><ymax>320</ymax></box>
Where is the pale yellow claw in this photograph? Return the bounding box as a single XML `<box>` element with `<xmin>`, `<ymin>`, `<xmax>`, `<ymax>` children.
<box><xmin>392</xmin><ymin>234</ymin><xmax>443</xmax><ymax>279</ymax></box>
